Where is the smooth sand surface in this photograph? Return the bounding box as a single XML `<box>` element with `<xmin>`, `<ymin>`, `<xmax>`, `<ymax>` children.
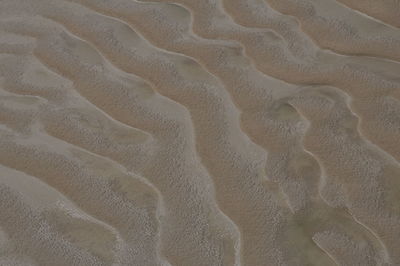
<box><xmin>0</xmin><ymin>0</ymin><xmax>400</xmax><ymax>265</ymax></box>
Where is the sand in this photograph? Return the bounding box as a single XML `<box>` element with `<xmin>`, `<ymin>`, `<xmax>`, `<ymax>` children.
<box><xmin>0</xmin><ymin>0</ymin><xmax>399</xmax><ymax>265</ymax></box>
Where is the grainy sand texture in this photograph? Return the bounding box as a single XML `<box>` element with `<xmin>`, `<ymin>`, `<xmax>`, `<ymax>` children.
<box><xmin>0</xmin><ymin>0</ymin><xmax>400</xmax><ymax>265</ymax></box>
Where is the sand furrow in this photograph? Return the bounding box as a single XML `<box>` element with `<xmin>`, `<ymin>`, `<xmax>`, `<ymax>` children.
<box><xmin>0</xmin><ymin>19</ymin><xmax>170</xmax><ymax>266</ymax></box>
<box><xmin>262</xmin><ymin>0</ymin><xmax>400</xmax><ymax>62</ymax></box>
<box><xmin>123</xmin><ymin>0</ymin><xmax>400</xmax><ymax>167</ymax></box>
<box><xmin>0</xmin><ymin>163</ymin><xmax>133</xmax><ymax>265</ymax></box>
<box><xmin>0</xmin><ymin>184</ymin><xmax>106</xmax><ymax>266</ymax></box>
<box><xmin>32</xmin><ymin>3</ymin><xmax>328</xmax><ymax>264</ymax></box>
<box><xmin>3</xmin><ymin>0</ymin><xmax>400</xmax><ymax>264</ymax></box>
<box><xmin>334</xmin><ymin>0</ymin><xmax>400</xmax><ymax>29</ymax></box>
<box><xmin>72</xmin><ymin>1</ymin><xmax>394</xmax><ymax>264</ymax></box>
<box><xmin>47</xmin><ymin>2</ymin><xmax>400</xmax><ymax>264</ymax></box>
<box><xmin>216</xmin><ymin>0</ymin><xmax>400</xmax><ymax>166</ymax></box>
<box><xmin>3</xmin><ymin>14</ymin><xmax>242</xmax><ymax>265</ymax></box>
<box><xmin>40</xmin><ymin>1</ymin><xmax>384</xmax><ymax>264</ymax></box>
<box><xmin>290</xmin><ymin>86</ymin><xmax>400</xmax><ymax>264</ymax></box>
<box><xmin>0</xmin><ymin>130</ymin><xmax>165</xmax><ymax>265</ymax></box>
<box><xmin>1</xmin><ymin>0</ymin><xmax>400</xmax><ymax>265</ymax></box>
<box><xmin>220</xmin><ymin>0</ymin><xmax>400</xmax><ymax>68</ymax></box>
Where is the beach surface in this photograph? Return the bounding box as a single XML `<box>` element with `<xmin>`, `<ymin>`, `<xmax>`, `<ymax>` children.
<box><xmin>0</xmin><ymin>0</ymin><xmax>400</xmax><ymax>265</ymax></box>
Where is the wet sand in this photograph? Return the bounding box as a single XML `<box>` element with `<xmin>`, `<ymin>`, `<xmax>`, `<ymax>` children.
<box><xmin>0</xmin><ymin>0</ymin><xmax>400</xmax><ymax>265</ymax></box>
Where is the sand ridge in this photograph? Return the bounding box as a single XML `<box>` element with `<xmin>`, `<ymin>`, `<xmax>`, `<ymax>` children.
<box><xmin>0</xmin><ymin>0</ymin><xmax>400</xmax><ymax>265</ymax></box>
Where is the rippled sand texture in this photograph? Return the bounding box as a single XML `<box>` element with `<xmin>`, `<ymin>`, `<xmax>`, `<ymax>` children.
<box><xmin>0</xmin><ymin>0</ymin><xmax>400</xmax><ymax>265</ymax></box>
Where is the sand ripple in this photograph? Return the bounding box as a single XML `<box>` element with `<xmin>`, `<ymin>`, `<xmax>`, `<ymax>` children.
<box><xmin>0</xmin><ymin>0</ymin><xmax>399</xmax><ymax>265</ymax></box>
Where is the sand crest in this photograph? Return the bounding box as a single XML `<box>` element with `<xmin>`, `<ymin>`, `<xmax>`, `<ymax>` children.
<box><xmin>0</xmin><ymin>0</ymin><xmax>400</xmax><ymax>265</ymax></box>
